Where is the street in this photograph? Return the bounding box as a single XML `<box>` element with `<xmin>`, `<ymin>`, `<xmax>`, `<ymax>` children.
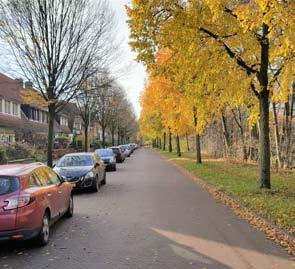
<box><xmin>0</xmin><ymin>149</ymin><xmax>294</xmax><ymax>269</ymax></box>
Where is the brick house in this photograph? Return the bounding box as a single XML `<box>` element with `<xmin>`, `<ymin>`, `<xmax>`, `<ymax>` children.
<box><xmin>0</xmin><ymin>73</ymin><xmax>76</xmax><ymax>147</ymax></box>
<box><xmin>0</xmin><ymin>74</ymin><xmax>24</xmax><ymax>143</ymax></box>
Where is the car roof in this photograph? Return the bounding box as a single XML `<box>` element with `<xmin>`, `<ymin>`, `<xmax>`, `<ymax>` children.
<box><xmin>62</xmin><ymin>152</ymin><xmax>95</xmax><ymax>157</ymax></box>
<box><xmin>0</xmin><ymin>163</ymin><xmax>46</xmax><ymax>177</ymax></box>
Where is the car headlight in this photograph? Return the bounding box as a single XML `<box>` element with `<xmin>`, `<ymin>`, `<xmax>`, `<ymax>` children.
<box><xmin>84</xmin><ymin>171</ymin><xmax>95</xmax><ymax>179</ymax></box>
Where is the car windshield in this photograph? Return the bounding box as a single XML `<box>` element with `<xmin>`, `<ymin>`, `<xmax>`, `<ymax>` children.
<box><xmin>56</xmin><ymin>155</ymin><xmax>94</xmax><ymax>167</ymax></box>
<box><xmin>111</xmin><ymin>148</ymin><xmax>119</xmax><ymax>153</ymax></box>
<box><xmin>0</xmin><ymin>177</ymin><xmax>19</xmax><ymax>196</ymax></box>
<box><xmin>97</xmin><ymin>149</ymin><xmax>113</xmax><ymax>157</ymax></box>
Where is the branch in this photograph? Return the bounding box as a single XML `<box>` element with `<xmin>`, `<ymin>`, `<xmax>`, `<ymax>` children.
<box><xmin>200</xmin><ymin>27</ymin><xmax>258</xmax><ymax>75</ymax></box>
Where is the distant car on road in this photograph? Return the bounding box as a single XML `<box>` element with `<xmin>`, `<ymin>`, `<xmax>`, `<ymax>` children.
<box><xmin>120</xmin><ymin>144</ymin><xmax>132</xmax><ymax>157</ymax></box>
<box><xmin>54</xmin><ymin>153</ymin><xmax>106</xmax><ymax>192</ymax></box>
<box><xmin>0</xmin><ymin>163</ymin><xmax>74</xmax><ymax>246</ymax></box>
<box><xmin>109</xmin><ymin>147</ymin><xmax>125</xmax><ymax>163</ymax></box>
<box><xmin>95</xmin><ymin>149</ymin><xmax>117</xmax><ymax>171</ymax></box>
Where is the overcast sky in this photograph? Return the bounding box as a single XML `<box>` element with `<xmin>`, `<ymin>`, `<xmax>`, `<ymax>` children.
<box><xmin>0</xmin><ymin>0</ymin><xmax>146</xmax><ymax>117</ymax></box>
<box><xmin>108</xmin><ymin>0</ymin><xmax>147</xmax><ymax>117</ymax></box>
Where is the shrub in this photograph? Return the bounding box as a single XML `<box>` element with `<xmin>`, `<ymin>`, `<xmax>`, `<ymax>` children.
<box><xmin>0</xmin><ymin>146</ymin><xmax>7</xmax><ymax>164</ymax></box>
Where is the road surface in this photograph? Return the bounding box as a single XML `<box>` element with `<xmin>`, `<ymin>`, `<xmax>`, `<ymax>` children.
<box><xmin>0</xmin><ymin>149</ymin><xmax>294</xmax><ymax>269</ymax></box>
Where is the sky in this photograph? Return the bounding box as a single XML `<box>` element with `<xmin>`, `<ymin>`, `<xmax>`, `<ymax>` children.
<box><xmin>108</xmin><ymin>0</ymin><xmax>147</xmax><ymax>117</ymax></box>
<box><xmin>0</xmin><ymin>0</ymin><xmax>147</xmax><ymax>117</ymax></box>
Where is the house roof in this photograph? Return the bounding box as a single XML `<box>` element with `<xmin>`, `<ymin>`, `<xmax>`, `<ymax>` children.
<box><xmin>0</xmin><ymin>74</ymin><xmax>23</xmax><ymax>103</ymax></box>
<box><xmin>21</xmin><ymin>89</ymin><xmax>48</xmax><ymax>111</ymax></box>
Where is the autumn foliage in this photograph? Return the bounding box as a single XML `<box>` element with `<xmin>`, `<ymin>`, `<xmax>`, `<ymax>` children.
<box><xmin>127</xmin><ymin>0</ymin><xmax>295</xmax><ymax>189</ymax></box>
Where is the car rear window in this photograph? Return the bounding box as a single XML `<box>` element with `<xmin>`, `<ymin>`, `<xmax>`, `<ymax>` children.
<box><xmin>97</xmin><ymin>149</ymin><xmax>113</xmax><ymax>157</ymax></box>
<box><xmin>56</xmin><ymin>155</ymin><xmax>94</xmax><ymax>167</ymax></box>
<box><xmin>0</xmin><ymin>177</ymin><xmax>19</xmax><ymax>196</ymax></box>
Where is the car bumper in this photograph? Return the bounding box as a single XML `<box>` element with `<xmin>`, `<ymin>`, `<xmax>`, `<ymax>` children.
<box><xmin>0</xmin><ymin>227</ymin><xmax>40</xmax><ymax>242</ymax></box>
<box><xmin>72</xmin><ymin>177</ymin><xmax>96</xmax><ymax>190</ymax></box>
<box><xmin>104</xmin><ymin>162</ymin><xmax>116</xmax><ymax>170</ymax></box>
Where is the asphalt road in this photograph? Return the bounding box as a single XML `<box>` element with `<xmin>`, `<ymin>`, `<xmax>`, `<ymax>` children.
<box><xmin>0</xmin><ymin>149</ymin><xmax>294</xmax><ymax>269</ymax></box>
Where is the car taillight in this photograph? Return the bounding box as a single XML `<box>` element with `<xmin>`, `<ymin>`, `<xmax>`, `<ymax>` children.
<box><xmin>3</xmin><ymin>195</ymin><xmax>35</xmax><ymax>211</ymax></box>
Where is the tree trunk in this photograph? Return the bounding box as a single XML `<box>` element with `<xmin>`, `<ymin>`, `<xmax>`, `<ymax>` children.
<box><xmin>272</xmin><ymin>102</ymin><xmax>282</xmax><ymax>169</ymax></box>
<box><xmin>193</xmin><ymin>107</ymin><xmax>202</xmax><ymax>164</ymax></box>
<box><xmin>259</xmin><ymin>90</ymin><xmax>271</xmax><ymax>188</ymax></box>
<box><xmin>221</xmin><ymin>111</ymin><xmax>231</xmax><ymax>157</ymax></box>
<box><xmin>111</xmin><ymin>128</ymin><xmax>115</xmax><ymax>146</ymax></box>
<box><xmin>176</xmin><ymin>135</ymin><xmax>181</xmax><ymax>157</ymax></box>
<box><xmin>47</xmin><ymin>104</ymin><xmax>56</xmax><ymax>167</ymax></box>
<box><xmin>163</xmin><ymin>132</ymin><xmax>166</xmax><ymax>151</ymax></box>
<box><xmin>117</xmin><ymin>130</ymin><xmax>120</xmax><ymax>145</ymax></box>
<box><xmin>195</xmin><ymin>134</ymin><xmax>202</xmax><ymax>164</ymax></box>
<box><xmin>168</xmin><ymin>129</ymin><xmax>172</xmax><ymax>152</ymax></box>
<box><xmin>159</xmin><ymin>138</ymin><xmax>162</xmax><ymax>149</ymax></box>
<box><xmin>231</xmin><ymin>108</ymin><xmax>247</xmax><ymax>161</ymax></box>
<box><xmin>102</xmin><ymin>126</ymin><xmax>106</xmax><ymax>147</ymax></box>
<box><xmin>258</xmin><ymin>23</ymin><xmax>271</xmax><ymax>189</ymax></box>
<box><xmin>84</xmin><ymin>124</ymin><xmax>89</xmax><ymax>152</ymax></box>
<box><xmin>186</xmin><ymin>133</ymin><xmax>190</xmax><ymax>151</ymax></box>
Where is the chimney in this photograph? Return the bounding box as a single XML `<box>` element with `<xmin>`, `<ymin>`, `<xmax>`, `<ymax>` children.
<box><xmin>25</xmin><ymin>81</ymin><xmax>33</xmax><ymax>90</ymax></box>
<box><xmin>15</xmin><ymin>78</ymin><xmax>24</xmax><ymax>88</ymax></box>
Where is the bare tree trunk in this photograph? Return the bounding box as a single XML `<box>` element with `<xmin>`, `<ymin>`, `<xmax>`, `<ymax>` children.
<box><xmin>168</xmin><ymin>128</ymin><xmax>172</xmax><ymax>153</ymax></box>
<box><xmin>102</xmin><ymin>126</ymin><xmax>106</xmax><ymax>147</ymax></box>
<box><xmin>176</xmin><ymin>135</ymin><xmax>181</xmax><ymax>157</ymax></box>
<box><xmin>186</xmin><ymin>133</ymin><xmax>190</xmax><ymax>151</ymax></box>
<box><xmin>272</xmin><ymin>102</ymin><xmax>282</xmax><ymax>169</ymax></box>
<box><xmin>221</xmin><ymin>111</ymin><xmax>231</xmax><ymax>158</ymax></box>
<box><xmin>193</xmin><ymin>107</ymin><xmax>202</xmax><ymax>163</ymax></box>
<box><xmin>258</xmin><ymin>23</ymin><xmax>271</xmax><ymax>189</ymax></box>
<box><xmin>163</xmin><ymin>132</ymin><xmax>166</xmax><ymax>151</ymax></box>
<box><xmin>84</xmin><ymin>124</ymin><xmax>89</xmax><ymax>152</ymax></box>
<box><xmin>47</xmin><ymin>104</ymin><xmax>55</xmax><ymax>167</ymax></box>
<box><xmin>231</xmin><ymin>108</ymin><xmax>247</xmax><ymax>161</ymax></box>
<box><xmin>195</xmin><ymin>134</ymin><xmax>202</xmax><ymax>164</ymax></box>
<box><xmin>259</xmin><ymin>90</ymin><xmax>271</xmax><ymax>188</ymax></box>
<box><xmin>111</xmin><ymin>128</ymin><xmax>115</xmax><ymax>146</ymax></box>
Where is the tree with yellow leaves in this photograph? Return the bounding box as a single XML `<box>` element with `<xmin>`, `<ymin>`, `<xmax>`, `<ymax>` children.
<box><xmin>127</xmin><ymin>0</ymin><xmax>295</xmax><ymax>189</ymax></box>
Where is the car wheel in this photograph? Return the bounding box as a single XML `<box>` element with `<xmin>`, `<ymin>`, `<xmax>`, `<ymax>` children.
<box><xmin>64</xmin><ymin>195</ymin><xmax>74</xmax><ymax>218</ymax></box>
<box><xmin>36</xmin><ymin>212</ymin><xmax>50</xmax><ymax>246</ymax></box>
<box><xmin>101</xmin><ymin>172</ymin><xmax>106</xmax><ymax>185</ymax></box>
<box><xmin>92</xmin><ymin>177</ymin><xmax>99</xmax><ymax>192</ymax></box>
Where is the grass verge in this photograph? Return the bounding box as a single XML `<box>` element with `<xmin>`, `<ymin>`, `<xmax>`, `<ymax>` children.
<box><xmin>156</xmin><ymin>149</ymin><xmax>295</xmax><ymax>234</ymax></box>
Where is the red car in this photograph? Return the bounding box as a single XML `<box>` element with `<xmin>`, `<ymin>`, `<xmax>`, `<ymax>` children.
<box><xmin>0</xmin><ymin>163</ymin><xmax>74</xmax><ymax>246</ymax></box>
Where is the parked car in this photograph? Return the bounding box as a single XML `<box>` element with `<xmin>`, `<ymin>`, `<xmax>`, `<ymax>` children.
<box><xmin>54</xmin><ymin>153</ymin><xmax>106</xmax><ymax>192</ymax></box>
<box><xmin>0</xmin><ymin>163</ymin><xmax>74</xmax><ymax>246</ymax></box>
<box><xmin>95</xmin><ymin>149</ymin><xmax>116</xmax><ymax>171</ymax></box>
<box><xmin>109</xmin><ymin>147</ymin><xmax>125</xmax><ymax>163</ymax></box>
<box><xmin>120</xmin><ymin>144</ymin><xmax>132</xmax><ymax>157</ymax></box>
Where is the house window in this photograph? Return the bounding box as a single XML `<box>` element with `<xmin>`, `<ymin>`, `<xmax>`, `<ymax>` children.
<box><xmin>74</xmin><ymin>122</ymin><xmax>81</xmax><ymax>130</ymax></box>
<box><xmin>13</xmin><ymin>103</ymin><xmax>19</xmax><ymax>116</ymax></box>
<box><xmin>0</xmin><ymin>99</ymin><xmax>2</xmax><ymax>113</ymax></box>
<box><xmin>60</xmin><ymin>117</ymin><xmax>68</xmax><ymax>127</ymax></box>
<box><xmin>5</xmin><ymin>101</ymin><xmax>11</xmax><ymax>114</ymax></box>
<box><xmin>42</xmin><ymin>111</ymin><xmax>48</xmax><ymax>123</ymax></box>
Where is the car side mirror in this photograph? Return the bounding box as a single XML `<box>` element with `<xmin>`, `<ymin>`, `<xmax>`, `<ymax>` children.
<box><xmin>60</xmin><ymin>176</ymin><xmax>67</xmax><ymax>184</ymax></box>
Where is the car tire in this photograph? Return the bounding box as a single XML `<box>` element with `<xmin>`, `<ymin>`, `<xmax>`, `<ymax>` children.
<box><xmin>92</xmin><ymin>177</ymin><xmax>99</xmax><ymax>192</ymax></box>
<box><xmin>64</xmin><ymin>195</ymin><xmax>74</xmax><ymax>218</ymax></box>
<box><xmin>101</xmin><ymin>172</ymin><xmax>106</xmax><ymax>185</ymax></box>
<box><xmin>36</xmin><ymin>212</ymin><xmax>50</xmax><ymax>246</ymax></box>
